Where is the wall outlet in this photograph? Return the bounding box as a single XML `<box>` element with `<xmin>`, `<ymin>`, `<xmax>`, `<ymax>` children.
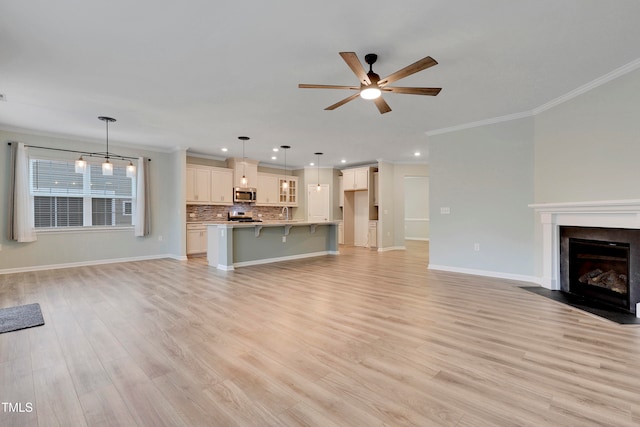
<box><xmin>158</xmin><ymin>235</ymin><xmax>163</xmax><ymax>242</ymax></box>
<box><xmin>189</xmin><ymin>213</ymin><xmax>196</xmax><ymax>218</ymax></box>
<box><xmin>216</xmin><ymin>213</ymin><xmax>222</xmax><ymax>218</ymax></box>
<box><xmin>440</xmin><ymin>207</ymin><xmax>451</xmax><ymax>215</ymax></box>
<box><xmin>282</xmin><ymin>236</ymin><xmax>286</xmax><ymax>243</ymax></box>
<box><xmin>279</xmin><ymin>213</ymin><xmax>283</xmax><ymax>218</ymax></box>
<box><xmin>258</xmin><ymin>214</ymin><xmax>262</xmax><ymax>217</ymax></box>
<box><xmin>474</xmin><ymin>243</ymin><xmax>480</xmax><ymax>251</ymax></box>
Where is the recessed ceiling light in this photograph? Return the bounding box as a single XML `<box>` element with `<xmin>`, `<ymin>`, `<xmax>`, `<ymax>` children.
<box><xmin>271</xmin><ymin>156</ymin><xmax>277</xmax><ymax>160</ymax></box>
<box><xmin>221</xmin><ymin>147</ymin><xmax>228</xmax><ymax>152</ymax></box>
<box><xmin>341</xmin><ymin>159</ymin><xmax>346</xmax><ymax>163</ymax></box>
<box><xmin>414</xmin><ymin>152</ymin><xmax>421</xmax><ymax>157</ymax></box>
<box><xmin>310</xmin><ymin>162</ymin><xmax>314</xmax><ymax>166</ymax></box>
<box><xmin>273</xmin><ymin>147</ymin><xmax>279</xmax><ymax>152</ymax></box>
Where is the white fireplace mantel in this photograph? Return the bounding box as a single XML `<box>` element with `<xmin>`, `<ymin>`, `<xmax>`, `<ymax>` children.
<box><xmin>530</xmin><ymin>199</ymin><xmax>640</xmax><ymax>290</ymax></box>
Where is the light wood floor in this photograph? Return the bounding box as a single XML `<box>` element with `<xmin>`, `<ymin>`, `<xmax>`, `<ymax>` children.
<box><xmin>2</xmin><ymin>241</ymin><xmax>640</xmax><ymax>426</ymax></box>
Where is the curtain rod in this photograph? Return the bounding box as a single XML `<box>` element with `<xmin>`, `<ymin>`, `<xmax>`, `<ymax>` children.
<box><xmin>7</xmin><ymin>142</ymin><xmax>151</xmax><ymax>161</ymax></box>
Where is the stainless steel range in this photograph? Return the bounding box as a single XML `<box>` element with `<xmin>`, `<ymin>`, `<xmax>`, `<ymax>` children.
<box><xmin>227</xmin><ymin>211</ymin><xmax>261</xmax><ymax>222</ymax></box>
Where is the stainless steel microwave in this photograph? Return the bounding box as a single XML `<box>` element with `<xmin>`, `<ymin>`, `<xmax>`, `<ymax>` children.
<box><xmin>234</xmin><ymin>187</ymin><xmax>257</xmax><ymax>203</ymax></box>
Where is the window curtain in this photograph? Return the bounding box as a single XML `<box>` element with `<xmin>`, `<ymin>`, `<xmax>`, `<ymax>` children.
<box><xmin>134</xmin><ymin>157</ymin><xmax>151</xmax><ymax>237</ymax></box>
<box><xmin>7</xmin><ymin>142</ymin><xmax>37</xmax><ymax>242</ymax></box>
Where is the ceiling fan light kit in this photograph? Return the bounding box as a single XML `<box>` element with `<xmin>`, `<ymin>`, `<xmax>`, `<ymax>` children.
<box><xmin>299</xmin><ymin>51</ymin><xmax>441</xmax><ymax>114</ymax></box>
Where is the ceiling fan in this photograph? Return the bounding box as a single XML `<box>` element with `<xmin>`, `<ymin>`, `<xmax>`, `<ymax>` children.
<box><xmin>299</xmin><ymin>52</ymin><xmax>441</xmax><ymax>114</ymax></box>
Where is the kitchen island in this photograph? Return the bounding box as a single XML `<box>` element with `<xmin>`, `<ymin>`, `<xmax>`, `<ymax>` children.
<box><xmin>206</xmin><ymin>221</ymin><xmax>339</xmax><ymax>270</ymax></box>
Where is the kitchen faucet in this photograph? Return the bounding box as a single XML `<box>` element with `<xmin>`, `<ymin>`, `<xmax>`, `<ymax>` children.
<box><xmin>281</xmin><ymin>206</ymin><xmax>289</xmax><ymax>221</ymax></box>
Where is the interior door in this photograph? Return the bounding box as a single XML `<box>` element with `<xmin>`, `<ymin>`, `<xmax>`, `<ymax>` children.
<box><xmin>307</xmin><ymin>184</ymin><xmax>330</xmax><ymax>222</ymax></box>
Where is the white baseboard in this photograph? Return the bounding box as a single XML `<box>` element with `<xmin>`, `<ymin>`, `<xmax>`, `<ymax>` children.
<box><xmin>405</xmin><ymin>238</ymin><xmax>429</xmax><ymax>241</ymax></box>
<box><xmin>428</xmin><ymin>264</ymin><xmax>540</xmax><ymax>285</ymax></box>
<box><xmin>0</xmin><ymin>253</ymin><xmax>178</xmax><ymax>275</ymax></box>
<box><xmin>377</xmin><ymin>246</ymin><xmax>406</xmax><ymax>252</ymax></box>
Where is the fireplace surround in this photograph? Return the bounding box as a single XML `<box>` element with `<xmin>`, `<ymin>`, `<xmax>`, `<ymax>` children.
<box><xmin>530</xmin><ymin>199</ymin><xmax>640</xmax><ymax>313</ymax></box>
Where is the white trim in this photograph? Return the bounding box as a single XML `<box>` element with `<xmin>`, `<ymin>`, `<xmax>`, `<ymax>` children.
<box><xmin>532</xmin><ymin>58</ymin><xmax>640</xmax><ymax>115</ymax></box>
<box><xmin>0</xmin><ymin>253</ymin><xmax>177</xmax><ymax>275</ymax></box>
<box><xmin>404</xmin><ymin>218</ymin><xmax>429</xmax><ymax>221</ymax></box>
<box><xmin>217</xmin><ymin>264</ymin><xmax>235</xmax><ymax>271</ymax></box>
<box><xmin>377</xmin><ymin>246</ymin><xmax>406</xmax><ymax>252</ymax></box>
<box><xmin>426</xmin><ymin>57</ymin><xmax>640</xmax><ymax>137</ymax></box>
<box><xmin>405</xmin><ymin>237</ymin><xmax>429</xmax><ymax>241</ymax></box>
<box><xmin>428</xmin><ymin>264</ymin><xmax>540</xmax><ymax>285</ymax></box>
<box><xmin>233</xmin><ymin>250</ymin><xmax>336</xmax><ymax>268</ymax></box>
<box><xmin>426</xmin><ymin>111</ymin><xmax>533</xmax><ymax>137</ymax></box>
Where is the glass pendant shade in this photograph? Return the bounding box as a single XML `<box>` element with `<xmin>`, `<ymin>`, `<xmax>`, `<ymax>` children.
<box><xmin>126</xmin><ymin>161</ymin><xmax>136</xmax><ymax>178</ymax></box>
<box><xmin>282</xmin><ymin>181</ymin><xmax>288</xmax><ymax>189</ymax></box>
<box><xmin>102</xmin><ymin>159</ymin><xmax>113</xmax><ymax>176</ymax></box>
<box><xmin>75</xmin><ymin>156</ymin><xmax>87</xmax><ymax>173</ymax></box>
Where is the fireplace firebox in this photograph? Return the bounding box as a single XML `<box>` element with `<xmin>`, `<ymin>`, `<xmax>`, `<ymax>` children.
<box><xmin>560</xmin><ymin>226</ymin><xmax>640</xmax><ymax>313</ymax></box>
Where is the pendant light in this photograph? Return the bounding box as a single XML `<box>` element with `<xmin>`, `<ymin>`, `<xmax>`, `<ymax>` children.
<box><xmin>239</xmin><ymin>136</ymin><xmax>250</xmax><ymax>187</ymax></box>
<box><xmin>99</xmin><ymin>116</ymin><xmax>116</xmax><ymax>176</ymax></box>
<box><xmin>280</xmin><ymin>145</ymin><xmax>290</xmax><ymax>190</ymax></box>
<box><xmin>75</xmin><ymin>155</ymin><xmax>87</xmax><ymax>173</ymax></box>
<box><xmin>126</xmin><ymin>161</ymin><xmax>136</xmax><ymax>178</ymax></box>
<box><xmin>314</xmin><ymin>152</ymin><xmax>323</xmax><ymax>191</ymax></box>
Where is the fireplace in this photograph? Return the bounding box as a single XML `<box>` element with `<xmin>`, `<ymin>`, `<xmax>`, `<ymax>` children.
<box><xmin>560</xmin><ymin>226</ymin><xmax>640</xmax><ymax>313</ymax></box>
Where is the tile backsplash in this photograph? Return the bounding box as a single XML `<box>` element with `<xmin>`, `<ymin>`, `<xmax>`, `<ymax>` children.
<box><xmin>187</xmin><ymin>204</ymin><xmax>294</xmax><ymax>221</ymax></box>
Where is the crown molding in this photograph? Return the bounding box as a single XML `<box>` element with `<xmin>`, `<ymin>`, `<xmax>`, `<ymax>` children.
<box><xmin>426</xmin><ymin>57</ymin><xmax>640</xmax><ymax>137</ymax></box>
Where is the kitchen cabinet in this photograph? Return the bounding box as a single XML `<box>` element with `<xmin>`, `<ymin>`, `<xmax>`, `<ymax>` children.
<box><xmin>210</xmin><ymin>168</ymin><xmax>233</xmax><ymax>205</ymax></box>
<box><xmin>279</xmin><ymin>176</ymin><xmax>298</xmax><ymax>206</ymax></box>
<box><xmin>368</xmin><ymin>221</ymin><xmax>378</xmax><ymax>248</ymax></box>
<box><xmin>186</xmin><ymin>166</ymin><xmax>211</xmax><ymax>203</ymax></box>
<box><xmin>256</xmin><ymin>173</ymin><xmax>279</xmax><ymax>205</ymax></box>
<box><xmin>338</xmin><ymin>222</ymin><xmax>344</xmax><ymax>245</ymax></box>
<box><xmin>227</xmin><ymin>158</ymin><xmax>258</xmax><ymax>188</ymax></box>
<box><xmin>373</xmin><ymin>172</ymin><xmax>379</xmax><ymax>206</ymax></box>
<box><xmin>342</xmin><ymin>167</ymin><xmax>369</xmax><ymax>191</ymax></box>
<box><xmin>186</xmin><ymin>224</ymin><xmax>207</xmax><ymax>255</ymax></box>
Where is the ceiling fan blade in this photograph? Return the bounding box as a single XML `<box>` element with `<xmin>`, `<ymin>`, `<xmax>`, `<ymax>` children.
<box><xmin>339</xmin><ymin>52</ymin><xmax>371</xmax><ymax>85</ymax></box>
<box><xmin>381</xmin><ymin>87</ymin><xmax>442</xmax><ymax>96</ymax></box>
<box><xmin>325</xmin><ymin>93</ymin><xmax>361</xmax><ymax>110</ymax></box>
<box><xmin>373</xmin><ymin>96</ymin><xmax>392</xmax><ymax>114</ymax></box>
<box><xmin>299</xmin><ymin>84</ymin><xmax>360</xmax><ymax>90</ymax></box>
<box><xmin>378</xmin><ymin>56</ymin><xmax>438</xmax><ymax>86</ymax></box>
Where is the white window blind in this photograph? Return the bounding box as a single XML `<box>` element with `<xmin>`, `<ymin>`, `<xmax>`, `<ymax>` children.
<box><xmin>30</xmin><ymin>158</ymin><xmax>135</xmax><ymax>228</ymax></box>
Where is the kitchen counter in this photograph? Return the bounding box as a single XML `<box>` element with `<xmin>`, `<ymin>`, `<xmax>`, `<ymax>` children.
<box><xmin>206</xmin><ymin>221</ymin><xmax>339</xmax><ymax>270</ymax></box>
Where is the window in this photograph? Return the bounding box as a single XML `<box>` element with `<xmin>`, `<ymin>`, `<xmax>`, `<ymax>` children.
<box><xmin>30</xmin><ymin>158</ymin><xmax>135</xmax><ymax>229</ymax></box>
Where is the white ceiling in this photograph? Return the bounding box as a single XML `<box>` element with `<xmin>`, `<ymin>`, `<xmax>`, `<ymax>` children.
<box><xmin>2</xmin><ymin>1</ymin><xmax>640</xmax><ymax>168</ymax></box>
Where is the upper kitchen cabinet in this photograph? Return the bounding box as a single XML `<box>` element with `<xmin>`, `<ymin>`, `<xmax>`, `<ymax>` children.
<box><xmin>226</xmin><ymin>158</ymin><xmax>259</xmax><ymax>189</ymax></box>
<box><xmin>186</xmin><ymin>165</ymin><xmax>211</xmax><ymax>204</ymax></box>
<box><xmin>279</xmin><ymin>176</ymin><xmax>298</xmax><ymax>206</ymax></box>
<box><xmin>210</xmin><ymin>167</ymin><xmax>233</xmax><ymax>205</ymax></box>
<box><xmin>342</xmin><ymin>167</ymin><xmax>369</xmax><ymax>191</ymax></box>
<box><xmin>256</xmin><ymin>173</ymin><xmax>279</xmax><ymax>205</ymax></box>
